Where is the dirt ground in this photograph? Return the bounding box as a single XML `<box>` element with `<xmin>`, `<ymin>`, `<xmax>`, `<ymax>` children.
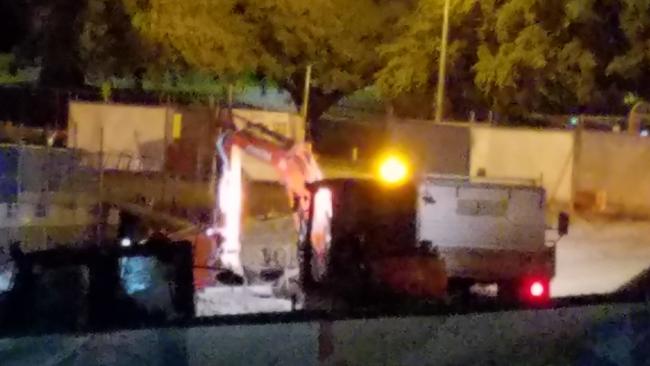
<box><xmin>240</xmin><ymin>216</ymin><xmax>297</xmax><ymax>272</ymax></box>
<box><xmin>234</xmin><ymin>214</ymin><xmax>650</xmax><ymax>299</ymax></box>
<box><xmin>193</xmin><ymin>188</ymin><xmax>650</xmax><ymax>315</ymax></box>
<box><xmin>551</xmin><ymin>217</ymin><xmax>650</xmax><ymax>297</ymax></box>
<box><xmin>194</xmin><ymin>216</ymin><xmax>297</xmax><ymax>316</ymax></box>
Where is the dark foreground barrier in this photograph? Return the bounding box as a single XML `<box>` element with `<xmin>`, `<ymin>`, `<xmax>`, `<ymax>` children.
<box><xmin>0</xmin><ymin>239</ymin><xmax>195</xmax><ymax>335</ymax></box>
<box><xmin>0</xmin><ymin>301</ymin><xmax>648</xmax><ymax>365</ymax></box>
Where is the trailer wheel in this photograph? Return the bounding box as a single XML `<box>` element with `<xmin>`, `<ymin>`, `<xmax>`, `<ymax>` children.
<box><xmin>447</xmin><ymin>278</ymin><xmax>474</xmax><ymax>306</ymax></box>
<box><xmin>298</xmin><ymin>239</ymin><xmax>315</xmax><ymax>289</ymax></box>
<box><xmin>497</xmin><ymin>280</ymin><xmax>520</xmax><ymax>305</ymax></box>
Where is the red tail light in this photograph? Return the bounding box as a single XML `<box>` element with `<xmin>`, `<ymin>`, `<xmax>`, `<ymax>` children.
<box><xmin>523</xmin><ymin>278</ymin><xmax>550</xmax><ymax>303</ymax></box>
<box><xmin>529</xmin><ymin>281</ymin><xmax>545</xmax><ymax>297</ymax></box>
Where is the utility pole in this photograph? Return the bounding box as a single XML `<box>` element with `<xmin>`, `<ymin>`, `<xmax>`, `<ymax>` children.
<box><xmin>301</xmin><ymin>64</ymin><xmax>312</xmax><ymax>140</ymax></box>
<box><xmin>434</xmin><ymin>0</ymin><xmax>451</xmax><ymax>123</ymax></box>
<box><xmin>227</xmin><ymin>84</ymin><xmax>234</xmax><ymax>109</ymax></box>
<box><xmin>97</xmin><ymin>125</ymin><xmax>105</xmax><ymax>245</ymax></box>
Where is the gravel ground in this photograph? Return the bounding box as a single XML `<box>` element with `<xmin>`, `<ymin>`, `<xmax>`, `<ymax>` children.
<box><xmin>235</xmin><ymin>214</ymin><xmax>650</xmax><ymax>298</ymax></box>
<box><xmin>551</xmin><ymin>217</ymin><xmax>650</xmax><ymax>297</ymax></box>
<box><xmin>194</xmin><ymin>214</ymin><xmax>650</xmax><ymax>315</ymax></box>
<box><xmin>195</xmin><ymin>285</ymin><xmax>292</xmax><ymax>317</ymax></box>
<box><xmin>240</xmin><ymin>216</ymin><xmax>297</xmax><ymax>271</ymax></box>
<box><xmin>195</xmin><ymin>216</ymin><xmax>297</xmax><ymax>316</ymax></box>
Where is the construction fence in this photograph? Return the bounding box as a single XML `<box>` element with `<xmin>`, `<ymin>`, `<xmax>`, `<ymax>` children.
<box><xmin>148</xmin><ymin>111</ymin><xmax>650</xmax><ymax>218</ymax></box>
<box><xmin>0</xmin><ymin>144</ymin><xmax>110</xmax><ymax>251</ymax></box>
<box><xmin>64</xmin><ymin>101</ymin><xmax>305</xmax><ymax>222</ymax></box>
<box><xmin>346</xmin><ymin>118</ymin><xmax>650</xmax><ymax>216</ymax></box>
<box><xmin>0</xmin><ymin>141</ymin><xmax>290</xmax><ymax>254</ymax></box>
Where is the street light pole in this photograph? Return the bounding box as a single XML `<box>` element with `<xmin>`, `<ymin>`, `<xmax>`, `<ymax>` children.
<box><xmin>301</xmin><ymin>64</ymin><xmax>312</xmax><ymax>141</ymax></box>
<box><xmin>434</xmin><ymin>0</ymin><xmax>450</xmax><ymax>123</ymax></box>
<box><xmin>301</xmin><ymin>64</ymin><xmax>312</xmax><ymax>121</ymax></box>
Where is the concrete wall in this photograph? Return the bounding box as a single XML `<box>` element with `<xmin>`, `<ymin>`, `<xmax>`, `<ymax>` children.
<box><xmin>164</xmin><ymin>106</ymin><xmax>219</xmax><ymax>180</ymax></box>
<box><xmin>389</xmin><ymin>120</ymin><xmax>470</xmax><ymax>175</ymax></box>
<box><xmin>470</xmin><ymin>126</ymin><xmax>574</xmax><ymax>203</ymax></box>
<box><xmin>577</xmin><ymin>131</ymin><xmax>650</xmax><ymax>215</ymax></box>
<box><xmin>385</xmin><ymin>122</ymin><xmax>573</xmax><ymax>203</ymax></box>
<box><xmin>386</xmin><ymin>121</ymin><xmax>648</xmax><ymax>212</ymax></box>
<box><xmin>1</xmin><ymin>303</ymin><xmax>647</xmax><ymax>365</ymax></box>
<box><xmin>68</xmin><ymin>102</ymin><xmax>170</xmax><ymax>172</ymax></box>
<box><xmin>67</xmin><ymin>102</ymin><xmax>650</xmax><ymax>214</ymax></box>
<box><xmin>68</xmin><ymin>102</ymin><xmax>304</xmax><ymax>181</ymax></box>
<box><xmin>314</xmin><ymin>119</ymin><xmax>387</xmax><ymax>163</ymax></box>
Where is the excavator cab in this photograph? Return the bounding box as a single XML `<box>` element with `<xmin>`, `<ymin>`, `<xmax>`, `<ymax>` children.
<box><xmin>300</xmin><ymin>178</ymin><xmax>447</xmax><ymax>302</ymax></box>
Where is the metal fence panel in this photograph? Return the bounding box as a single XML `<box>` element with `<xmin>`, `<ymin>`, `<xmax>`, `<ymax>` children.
<box><xmin>0</xmin><ymin>146</ymin><xmax>19</xmax><ymax>202</ymax></box>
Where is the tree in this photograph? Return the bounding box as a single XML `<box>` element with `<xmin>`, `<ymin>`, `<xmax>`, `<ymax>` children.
<box><xmin>11</xmin><ymin>0</ymin><xmax>165</xmax><ymax>89</ymax></box>
<box><xmin>606</xmin><ymin>0</ymin><xmax>650</xmax><ymax>102</ymax></box>
<box><xmin>15</xmin><ymin>0</ymin><xmax>88</xmax><ymax>88</ymax></box>
<box><xmin>473</xmin><ymin>0</ymin><xmax>594</xmax><ymax>116</ymax></box>
<box><xmin>374</xmin><ymin>0</ymin><xmax>481</xmax><ymax>118</ymax></box>
<box><xmin>375</xmin><ymin>0</ymin><xmax>643</xmax><ymax>121</ymax></box>
<box><xmin>0</xmin><ymin>0</ymin><xmax>30</xmax><ymax>53</ymax></box>
<box><xmin>123</xmin><ymin>0</ymin><xmax>412</xmax><ymax>127</ymax></box>
<box><xmin>475</xmin><ymin>0</ymin><xmax>643</xmax><ymax>117</ymax></box>
<box><xmin>80</xmin><ymin>0</ymin><xmax>157</xmax><ymax>85</ymax></box>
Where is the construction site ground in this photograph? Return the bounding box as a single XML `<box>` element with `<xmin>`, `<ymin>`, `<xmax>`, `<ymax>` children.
<box><xmin>34</xmin><ymin>157</ymin><xmax>650</xmax><ymax>316</ymax></box>
<box><xmin>195</xmin><ymin>216</ymin><xmax>297</xmax><ymax>316</ymax></box>
<box><xmin>195</xmin><ymin>212</ymin><xmax>650</xmax><ymax>316</ymax></box>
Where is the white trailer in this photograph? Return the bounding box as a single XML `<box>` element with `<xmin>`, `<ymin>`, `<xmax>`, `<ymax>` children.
<box><xmin>417</xmin><ymin>175</ymin><xmax>567</xmax><ymax>303</ymax></box>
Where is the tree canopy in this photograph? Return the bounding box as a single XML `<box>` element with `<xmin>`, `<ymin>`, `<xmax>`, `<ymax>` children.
<box><xmin>80</xmin><ymin>0</ymin><xmax>154</xmax><ymax>84</ymax></box>
<box><xmin>375</xmin><ymin>0</ymin><xmax>481</xmax><ymax>118</ymax></box>
<box><xmin>123</xmin><ymin>0</ymin><xmax>412</xmax><ymax>123</ymax></box>
<box><xmin>375</xmin><ymin>0</ymin><xmax>650</xmax><ymax>120</ymax></box>
<box><xmin>5</xmin><ymin>0</ymin><xmax>650</xmax><ymax>122</ymax></box>
<box><xmin>0</xmin><ymin>0</ymin><xmax>29</xmax><ymax>53</ymax></box>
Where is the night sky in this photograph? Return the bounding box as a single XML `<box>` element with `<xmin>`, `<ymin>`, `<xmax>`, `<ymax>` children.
<box><xmin>0</xmin><ymin>0</ymin><xmax>27</xmax><ymax>53</ymax></box>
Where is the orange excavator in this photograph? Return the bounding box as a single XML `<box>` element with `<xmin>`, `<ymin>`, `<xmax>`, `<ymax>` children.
<box><xmin>206</xmin><ymin>115</ymin><xmax>447</xmax><ymax>308</ymax></box>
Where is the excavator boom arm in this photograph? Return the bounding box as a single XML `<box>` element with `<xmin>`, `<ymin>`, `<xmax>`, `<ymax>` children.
<box><xmin>217</xmin><ymin>123</ymin><xmax>322</xmax><ymax>215</ymax></box>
